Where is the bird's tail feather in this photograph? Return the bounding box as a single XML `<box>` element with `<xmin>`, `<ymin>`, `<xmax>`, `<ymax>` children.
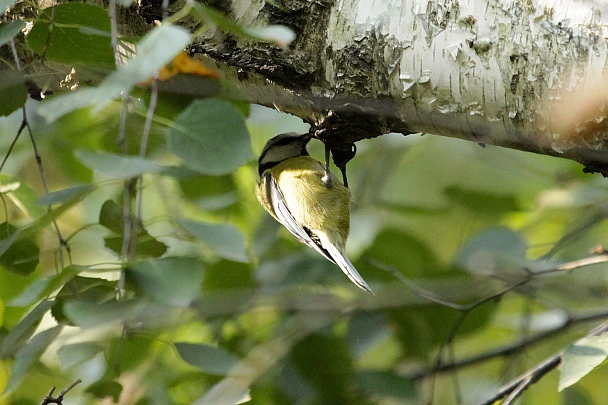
<box><xmin>325</xmin><ymin>244</ymin><xmax>373</xmax><ymax>294</ymax></box>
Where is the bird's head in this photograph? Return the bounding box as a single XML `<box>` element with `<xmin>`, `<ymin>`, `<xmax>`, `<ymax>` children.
<box><xmin>258</xmin><ymin>132</ymin><xmax>312</xmax><ymax>175</ymax></box>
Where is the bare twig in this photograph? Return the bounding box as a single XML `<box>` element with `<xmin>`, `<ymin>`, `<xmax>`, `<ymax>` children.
<box><xmin>533</xmin><ymin>254</ymin><xmax>608</xmax><ymax>275</ymax></box>
<box><xmin>40</xmin><ymin>379</ymin><xmax>82</xmax><ymax>405</ymax></box>
<box><xmin>406</xmin><ymin>310</ymin><xmax>608</xmax><ymax>380</ymax></box>
<box><xmin>7</xmin><ymin>38</ymin><xmax>69</xmax><ymax>270</ymax></box>
<box><xmin>135</xmin><ymin>78</ymin><xmax>159</xmax><ymax>223</ymax></box>
<box><xmin>479</xmin><ymin>322</ymin><xmax>608</xmax><ymax>405</ymax></box>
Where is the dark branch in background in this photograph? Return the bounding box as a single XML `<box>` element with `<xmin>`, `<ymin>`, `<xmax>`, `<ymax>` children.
<box><xmin>371</xmin><ymin>253</ymin><xmax>608</xmax><ymax>403</ymax></box>
<box><xmin>405</xmin><ymin>310</ymin><xmax>608</xmax><ymax>380</ymax></box>
<box><xmin>6</xmin><ymin>36</ymin><xmax>69</xmax><ymax>269</ymax></box>
<box><xmin>480</xmin><ymin>322</ymin><xmax>608</xmax><ymax>405</ymax></box>
<box><xmin>39</xmin><ymin>379</ymin><xmax>81</xmax><ymax>405</ymax></box>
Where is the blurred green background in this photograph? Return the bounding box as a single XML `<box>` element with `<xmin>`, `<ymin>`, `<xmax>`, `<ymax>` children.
<box><xmin>0</xmin><ymin>93</ymin><xmax>607</xmax><ymax>404</ymax></box>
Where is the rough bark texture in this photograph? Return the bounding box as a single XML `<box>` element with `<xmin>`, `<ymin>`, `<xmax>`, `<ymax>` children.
<box><xmin>12</xmin><ymin>0</ymin><xmax>608</xmax><ymax>172</ymax></box>
<box><xmin>184</xmin><ymin>0</ymin><xmax>608</xmax><ymax>173</ymax></box>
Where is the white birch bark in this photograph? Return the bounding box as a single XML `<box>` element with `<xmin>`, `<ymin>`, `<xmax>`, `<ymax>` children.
<box><xmin>197</xmin><ymin>0</ymin><xmax>608</xmax><ymax>172</ymax></box>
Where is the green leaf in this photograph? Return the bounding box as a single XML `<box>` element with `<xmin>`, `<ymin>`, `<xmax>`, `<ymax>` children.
<box><xmin>99</xmin><ymin>199</ymin><xmax>126</xmax><ymax>235</ymax></box>
<box><xmin>0</xmin><ymin>0</ymin><xmax>17</xmax><ymax>13</ymax></box>
<box><xmin>4</xmin><ymin>325</ymin><xmax>63</xmax><ymax>393</ymax></box>
<box><xmin>455</xmin><ymin>227</ymin><xmax>528</xmax><ymax>276</ymax></box>
<box><xmin>0</xmin><ymin>189</ymin><xmax>89</xmax><ymax>259</ymax></box>
<box><xmin>559</xmin><ymin>335</ymin><xmax>608</xmax><ymax>391</ymax></box>
<box><xmin>38</xmin><ymin>23</ymin><xmax>191</xmax><ymax>121</ymax></box>
<box><xmin>85</xmin><ymin>380</ymin><xmax>123</xmax><ymax>402</ymax></box>
<box><xmin>167</xmin><ymin>99</ymin><xmax>253</xmax><ymax>175</ymax></box>
<box><xmin>0</xmin><ymin>69</ymin><xmax>27</xmax><ymax>117</ymax></box>
<box><xmin>99</xmin><ymin>200</ymin><xmax>168</xmax><ymax>258</ymax></box>
<box><xmin>355</xmin><ymin>370</ymin><xmax>417</xmax><ymax>400</ymax></box>
<box><xmin>290</xmin><ymin>333</ymin><xmax>354</xmax><ymax>403</ymax></box>
<box><xmin>27</xmin><ymin>3</ymin><xmax>114</xmax><ymax>65</ymax></box>
<box><xmin>444</xmin><ymin>186</ymin><xmax>520</xmax><ymax>215</ymax></box>
<box><xmin>0</xmin><ymin>20</ymin><xmax>25</xmax><ymax>47</ymax></box>
<box><xmin>57</xmin><ymin>342</ymin><xmax>104</xmax><ymax>369</ymax></box>
<box><xmin>51</xmin><ymin>276</ymin><xmax>116</xmax><ymax>324</ymax></box>
<box><xmin>127</xmin><ymin>257</ymin><xmax>203</xmax><ymax>307</ymax></box>
<box><xmin>0</xmin><ymin>300</ymin><xmax>53</xmax><ymax>357</ymax></box>
<box><xmin>202</xmin><ymin>260</ymin><xmax>253</xmax><ymax>290</ymax></box>
<box><xmin>75</xmin><ymin>150</ymin><xmax>163</xmax><ymax>179</ymax></box>
<box><xmin>362</xmin><ymin>228</ymin><xmax>441</xmax><ymax>279</ymax></box>
<box><xmin>175</xmin><ymin>342</ymin><xmax>240</xmax><ymax>375</ymax></box>
<box><xmin>8</xmin><ymin>265</ymin><xmax>81</xmax><ymax>307</ymax></box>
<box><xmin>36</xmin><ymin>184</ymin><xmax>95</xmax><ymax>205</ymax></box>
<box><xmin>178</xmin><ymin>219</ymin><xmax>248</xmax><ymax>262</ymax></box>
<box><xmin>0</xmin><ymin>222</ymin><xmax>39</xmax><ymax>276</ymax></box>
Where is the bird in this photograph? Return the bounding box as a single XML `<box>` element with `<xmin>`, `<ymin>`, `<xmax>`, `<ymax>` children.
<box><xmin>255</xmin><ymin>132</ymin><xmax>373</xmax><ymax>293</ymax></box>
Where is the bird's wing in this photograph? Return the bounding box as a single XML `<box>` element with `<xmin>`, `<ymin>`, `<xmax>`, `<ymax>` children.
<box><xmin>265</xmin><ymin>172</ymin><xmax>373</xmax><ymax>294</ymax></box>
<box><xmin>323</xmin><ymin>242</ymin><xmax>373</xmax><ymax>294</ymax></box>
<box><xmin>265</xmin><ymin>172</ymin><xmax>336</xmax><ymax>265</ymax></box>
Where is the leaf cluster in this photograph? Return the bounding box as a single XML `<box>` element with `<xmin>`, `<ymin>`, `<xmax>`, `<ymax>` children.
<box><xmin>0</xmin><ymin>2</ymin><xmax>607</xmax><ymax>405</ymax></box>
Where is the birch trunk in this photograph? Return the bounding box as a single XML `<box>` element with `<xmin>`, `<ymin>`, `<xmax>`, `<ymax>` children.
<box><xmin>192</xmin><ymin>0</ymin><xmax>608</xmax><ymax>172</ymax></box>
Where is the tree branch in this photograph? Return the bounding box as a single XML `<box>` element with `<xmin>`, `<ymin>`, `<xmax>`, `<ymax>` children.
<box><xmin>40</xmin><ymin>379</ymin><xmax>81</xmax><ymax>405</ymax></box>
<box><xmin>479</xmin><ymin>322</ymin><xmax>608</xmax><ymax>405</ymax></box>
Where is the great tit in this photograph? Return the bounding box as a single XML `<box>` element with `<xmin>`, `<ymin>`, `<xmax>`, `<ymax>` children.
<box><xmin>255</xmin><ymin>132</ymin><xmax>373</xmax><ymax>293</ymax></box>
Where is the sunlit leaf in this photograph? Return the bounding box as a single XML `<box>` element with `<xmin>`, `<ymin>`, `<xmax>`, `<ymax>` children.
<box><xmin>9</xmin><ymin>265</ymin><xmax>81</xmax><ymax>307</ymax></box>
<box><xmin>559</xmin><ymin>334</ymin><xmax>608</xmax><ymax>391</ymax></box>
<box><xmin>178</xmin><ymin>219</ymin><xmax>248</xmax><ymax>262</ymax></box>
<box><xmin>36</xmin><ymin>184</ymin><xmax>96</xmax><ymax>205</ymax></box>
<box><xmin>75</xmin><ymin>150</ymin><xmax>163</xmax><ymax>179</ymax></box>
<box><xmin>191</xmin><ymin>3</ymin><xmax>294</xmax><ymax>47</ymax></box>
<box><xmin>0</xmin><ymin>300</ymin><xmax>53</xmax><ymax>357</ymax></box>
<box><xmin>0</xmin><ymin>189</ymin><xmax>90</xmax><ymax>258</ymax></box>
<box><xmin>175</xmin><ymin>342</ymin><xmax>240</xmax><ymax>375</ymax></box>
<box><xmin>167</xmin><ymin>99</ymin><xmax>253</xmax><ymax>175</ymax></box>
<box><xmin>38</xmin><ymin>23</ymin><xmax>191</xmax><ymax>121</ymax></box>
<box><xmin>0</xmin><ymin>222</ymin><xmax>39</xmax><ymax>276</ymax></box>
<box><xmin>27</xmin><ymin>3</ymin><xmax>114</xmax><ymax>65</ymax></box>
<box><xmin>245</xmin><ymin>25</ymin><xmax>295</xmax><ymax>48</ymax></box>
<box><xmin>58</xmin><ymin>342</ymin><xmax>104</xmax><ymax>369</ymax></box>
<box><xmin>85</xmin><ymin>380</ymin><xmax>123</xmax><ymax>402</ymax></box>
<box><xmin>127</xmin><ymin>257</ymin><xmax>203</xmax><ymax>307</ymax></box>
<box><xmin>4</xmin><ymin>325</ymin><xmax>62</xmax><ymax>393</ymax></box>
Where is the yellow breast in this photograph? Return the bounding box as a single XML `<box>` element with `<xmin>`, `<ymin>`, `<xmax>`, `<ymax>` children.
<box><xmin>268</xmin><ymin>156</ymin><xmax>351</xmax><ymax>244</ymax></box>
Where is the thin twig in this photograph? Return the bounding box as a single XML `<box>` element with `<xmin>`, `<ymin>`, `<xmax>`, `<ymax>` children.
<box><xmin>135</xmin><ymin>79</ymin><xmax>158</xmax><ymax>223</ymax></box>
<box><xmin>109</xmin><ymin>0</ymin><xmax>122</xmax><ymax>66</ymax></box>
<box><xmin>533</xmin><ymin>254</ymin><xmax>608</xmax><ymax>275</ymax></box>
<box><xmin>40</xmin><ymin>379</ymin><xmax>81</xmax><ymax>405</ymax></box>
<box><xmin>479</xmin><ymin>322</ymin><xmax>608</xmax><ymax>405</ymax></box>
<box><xmin>406</xmin><ymin>310</ymin><xmax>608</xmax><ymax>380</ymax></box>
<box><xmin>8</xmin><ymin>38</ymin><xmax>68</xmax><ymax>269</ymax></box>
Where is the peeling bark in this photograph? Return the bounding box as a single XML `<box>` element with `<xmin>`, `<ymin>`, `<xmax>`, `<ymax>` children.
<box><xmin>10</xmin><ymin>0</ymin><xmax>608</xmax><ymax>172</ymax></box>
<box><xmin>188</xmin><ymin>0</ymin><xmax>608</xmax><ymax>173</ymax></box>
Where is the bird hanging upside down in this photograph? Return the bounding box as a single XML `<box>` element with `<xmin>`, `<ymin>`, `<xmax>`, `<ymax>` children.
<box><xmin>255</xmin><ymin>132</ymin><xmax>373</xmax><ymax>293</ymax></box>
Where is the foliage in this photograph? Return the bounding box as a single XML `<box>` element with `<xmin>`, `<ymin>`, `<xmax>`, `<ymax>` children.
<box><xmin>0</xmin><ymin>2</ymin><xmax>608</xmax><ymax>405</ymax></box>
